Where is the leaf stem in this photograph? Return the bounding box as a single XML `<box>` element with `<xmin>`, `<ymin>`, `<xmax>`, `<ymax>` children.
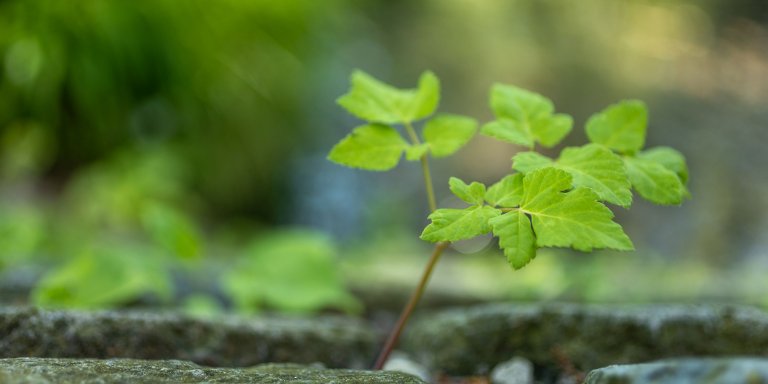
<box><xmin>403</xmin><ymin>121</ymin><xmax>422</xmax><ymax>145</ymax></box>
<box><xmin>372</xmin><ymin>241</ymin><xmax>449</xmax><ymax>370</ymax></box>
<box><xmin>403</xmin><ymin>121</ymin><xmax>438</xmax><ymax>212</ymax></box>
<box><xmin>420</xmin><ymin>156</ymin><xmax>438</xmax><ymax>213</ymax></box>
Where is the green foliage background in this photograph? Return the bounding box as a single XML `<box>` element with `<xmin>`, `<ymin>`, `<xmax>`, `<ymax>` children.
<box><xmin>1</xmin><ymin>0</ymin><xmax>768</xmax><ymax>310</ymax></box>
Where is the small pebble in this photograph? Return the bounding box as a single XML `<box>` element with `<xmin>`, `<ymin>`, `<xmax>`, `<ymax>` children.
<box><xmin>490</xmin><ymin>357</ymin><xmax>533</xmax><ymax>384</ymax></box>
<box><xmin>383</xmin><ymin>351</ymin><xmax>431</xmax><ymax>382</ymax></box>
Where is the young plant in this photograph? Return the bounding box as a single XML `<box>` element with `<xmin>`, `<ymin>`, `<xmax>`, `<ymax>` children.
<box><xmin>328</xmin><ymin>71</ymin><xmax>689</xmax><ymax>369</ymax></box>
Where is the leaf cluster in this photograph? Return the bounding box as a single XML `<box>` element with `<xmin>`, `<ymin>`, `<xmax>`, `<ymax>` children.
<box><xmin>328</xmin><ymin>71</ymin><xmax>477</xmax><ymax>170</ymax></box>
<box><xmin>329</xmin><ymin>71</ymin><xmax>690</xmax><ymax>270</ymax></box>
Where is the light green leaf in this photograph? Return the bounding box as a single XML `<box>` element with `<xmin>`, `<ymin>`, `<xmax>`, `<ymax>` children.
<box><xmin>491</xmin><ymin>84</ymin><xmax>553</xmax><ymax>121</ymax></box>
<box><xmin>420</xmin><ymin>206</ymin><xmax>501</xmax><ymax>242</ymax></box>
<box><xmin>624</xmin><ymin>156</ymin><xmax>687</xmax><ymax>205</ymax></box>
<box><xmin>32</xmin><ymin>245</ymin><xmax>173</xmax><ymax>309</ymax></box>
<box><xmin>423</xmin><ymin>114</ymin><xmax>477</xmax><ymax>157</ymax></box>
<box><xmin>490</xmin><ymin>210</ymin><xmax>536</xmax><ymax>269</ymax></box>
<box><xmin>485</xmin><ymin>173</ymin><xmax>524</xmax><ymax>207</ymax></box>
<box><xmin>521</xmin><ymin>167</ymin><xmax>574</xmax><ymax>205</ymax></box>
<box><xmin>513</xmin><ymin>145</ymin><xmax>632</xmax><ymax>207</ymax></box>
<box><xmin>521</xmin><ymin>168</ymin><xmax>634</xmax><ymax>251</ymax></box>
<box><xmin>141</xmin><ymin>203</ymin><xmax>202</xmax><ymax>260</ymax></box>
<box><xmin>405</xmin><ymin>143</ymin><xmax>429</xmax><ymax>161</ymax></box>
<box><xmin>328</xmin><ymin>124</ymin><xmax>407</xmax><ymax>171</ymax></box>
<box><xmin>512</xmin><ymin>151</ymin><xmax>554</xmax><ymax>173</ymax></box>
<box><xmin>482</xmin><ymin>84</ymin><xmax>572</xmax><ymax>148</ymax></box>
<box><xmin>336</xmin><ymin>70</ymin><xmax>439</xmax><ymax>124</ymax></box>
<box><xmin>533</xmin><ymin>114</ymin><xmax>573</xmax><ymax>147</ymax></box>
<box><xmin>481</xmin><ymin>119</ymin><xmax>534</xmax><ymax>148</ymax></box>
<box><xmin>555</xmin><ymin>144</ymin><xmax>632</xmax><ymax>207</ymax></box>
<box><xmin>586</xmin><ymin>100</ymin><xmax>647</xmax><ymax>153</ymax></box>
<box><xmin>222</xmin><ymin>230</ymin><xmax>361</xmax><ymax>314</ymax></box>
<box><xmin>449</xmin><ymin>177</ymin><xmax>486</xmax><ymax>205</ymax></box>
<box><xmin>638</xmin><ymin>146</ymin><xmax>689</xmax><ymax>184</ymax></box>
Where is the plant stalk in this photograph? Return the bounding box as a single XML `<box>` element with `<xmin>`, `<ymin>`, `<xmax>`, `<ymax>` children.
<box><xmin>372</xmin><ymin>241</ymin><xmax>449</xmax><ymax>370</ymax></box>
<box><xmin>373</xmin><ymin>121</ymin><xmax>443</xmax><ymax>369</ymax></box>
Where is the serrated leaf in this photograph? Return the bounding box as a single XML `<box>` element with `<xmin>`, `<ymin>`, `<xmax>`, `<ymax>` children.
<box><xmin>405</xmin><ymin>143</ymin><xmax>430</xmax><ymax>161</ymax></box>
<box><xmin>423</xmin><ymin>114</ymin><xmax>477</xmax><ymax>157</ymax></box>
<box><xmin>555</xmin><ymin>144</ymin><xmax>632</xmax><ymax>207</ymax></box>
<box><xmin>328</xmin><ymin>124</ymin><xmax>407</xmax><ymax>171</ymax></box>
<box><xmin>512</xmin><ymin>151</ymin><xmax>554</xmax><ymax>173</ymax></box>
<box><xmin>449</xmin><ymin>177</ymin><xmax>486</xmax><ymax>205</ymax></box>
<box><xmin>420</xmin><ymin>206</ymin><xmax>501</xmax><ymax>242</ymax></box>
<box><xmin>624</xmin><ymin>156</ymin><xmax>687</xmax><ymax>205</ymax></box>
<box><xmin>520</xmin><ymin>168</ymin><xmax>634</xmax><ymax>251</ymax></box>
<box><xmin>490</xmin><ymin>210</ymin><xmax>536</xmax><ymax>269</ymax></box>
<box><xmin>336</xmin><ymin>70</ymin><xmax>439</xmax><ymax>124</ymax></box>
<box><xmin>513</xmin><ymin>145</ymin><xmax>632</xmax><ymax>207</ymax></box>
<box><xmin>638</xmin><ymin>146</ymin><xmax>689</xmax><ymax>184</ymax></box>
<box><xmin>485</xmin><ymin>173</ymin><xmax>524</xmax><ymax>207</ymax></box>
<box><xmin>481</xmin><ymin>119</ymin><xmax>534</xmax><ymax>148</ymax></box>
<box><xmin>586</xmin><ymin>100</ymin><xmax>647</xmax><ymax>153</ymax></box>
<box><xmin>482</xmin><ymin>84</ymin><xmax>572</xmax><ymax>148</ymax></box>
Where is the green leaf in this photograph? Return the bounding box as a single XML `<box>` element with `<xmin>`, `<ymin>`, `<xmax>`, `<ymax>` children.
<box><xmin>533</xmin><ymin>114</ymin><xmax>573</xmax><ymax>147</ymax></box>
<box><xmin>521</xmin><ymin>168</ymin><xmax>634</xmax><ymax>251</ymax></box>
<box><xmin>32</xmin><ymin>245</ymin><xmax>173</xmax><ymax>309</ymax></box>
<box><xmin>328</xmin><ymin>124</ymin><xmax>407</xmax><ymax>171</ymax></box>
<box><xmin>420</xmin><ymin>206</ymin><xmax>501</xmax><ymax>242</ymax></box>
<box><xmin>638</xmin><ymin>146</ymin><xmax>689</xmax><ymax>184</ymax></box>
<box><xmin>423</xmin><ymin>114</ymin><xmax>477</xmax><ymax>157</ymax></box>
<box><xmin>490</xmin><ymin>210</ymin><xmax>536</xmax><ymax>269</ymax></box>
<box><xmin>624</xmin><ymin>156</ymin><xmax>687</xmax><ymax>205</ymax></box>
<box><xmin>485</xmin><ymin>173</ymin><xmax>524</xmax><ymax>207</ymax></box>
<box><xmin>586</xmin><ymin>100</ymin><xmax>647</xmax><ymax>153</ymax></box>
<box><xmin>449</xmin><ymin>177</ymin><xmax>486</xmax><ymax>205</ymax></box>
<box><xmin>512</xmin><ymin>151</ymin><xmax>554</xmax><ymax>173</ymax></box>
<box><xmin>222</xmin><ymin>230</ymin><xmax>361</xmax><ymax>314</ymax></box>
<box><xmin>404</xmin><ymin>143</ymin><xmax>429</xmax><ymax>161</ymax></box>
<box><xmin>555</xmin><ymin>144</ymin><xmax>632</xmax><ymax>207</ymax></box>
<box><xmin>141</xmin><ymin>203</ymin><xmax>202</xmax><ymax>260</ymax></box>
<box><xmin>481</xmin><ymin>119</ymin><xmax>534</xmax><ymax>148</ymax></box>
<box><xmin>336</xmin><ymin>70</ymin><xmax>439</xmax><ymax>124</ymax></box>
<box><xmin>513</xmin><ymin>145</ymin><xmax>632</xmax><ymax>207</ymax></box>
<box><xmin>482</xmin><ymin>84</ymin><xmax>573</xmax><ymax>148</ymax></box>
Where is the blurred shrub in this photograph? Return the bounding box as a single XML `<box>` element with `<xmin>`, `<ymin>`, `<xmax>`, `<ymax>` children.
<box><xmin>223</xmin><ymin>229</ymin><xmax>361</xmax><ymax>314</ymax></box>
<box><xmin>0</xmin><ymin>202</ymin><xmax>46</xmax><ymax>269</ymax></box>
<box><xmin>32</xmin><ymin>243</ymin><xmax>172</xmax><ymax>309</ymax></box>
<box><xmin>0</xmin><ymin>0</ymin><xmax>353</xmax><ymax>221</ymax></box>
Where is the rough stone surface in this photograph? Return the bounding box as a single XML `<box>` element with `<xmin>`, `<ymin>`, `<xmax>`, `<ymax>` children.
<box><xmin>402</xmin><ymin>303</ymin><xmax>768</xmax><ymax>377</ymax></box>
<box><xmin>584</xmin><ymin>358</ymin><xmax>768</xmax><ymax>384</ymax></box>
<box><xmin>490</xmin><ymin>357</ymin><xmax>534</xmax><ymax>384</ymax></box>
<box><xmin>0</xmin><ymin>358</ymin><xmax>426</xmax><ymax>384</ymax></box>
<box><xmin>0</xmin><ymin>307</ymin><xmax>376</xmax><ymax>369</ymax></box>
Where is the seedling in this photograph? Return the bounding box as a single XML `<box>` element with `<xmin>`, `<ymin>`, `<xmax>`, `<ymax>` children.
<box><xmin>328</xmin><ymin>70</ymin><xmax>689</xmax><ymax>369</ymax></box>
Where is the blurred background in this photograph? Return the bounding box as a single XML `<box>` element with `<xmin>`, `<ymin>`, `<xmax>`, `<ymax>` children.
<box><xmin>1</xmin><ymin>0</ymin><xmax>767</xmax><ymax>314</ymax></box>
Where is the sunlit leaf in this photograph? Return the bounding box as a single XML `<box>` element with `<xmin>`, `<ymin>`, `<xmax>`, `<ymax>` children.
<box><xmin>586</xmin><ymin>100</ymin><xmax>647</xmax><ymax>154</ymax></box>
<box><xmin>423</xmin><ymin>114</ymin><xmax>477</xmax><ymax>157</ymax></box>
<box><xmin>490</xmin><ymin>210</ymin><xmax>536</xmax><ymax>269</ymax></box>
<box><xmin>328</xmin><ymin>124</ymin><xmax>407</xmax><ymax>171</ymax></box>
<box><xmin>420</xmin><ymin>206</ymin><xmax>501</xmax><ymax>242</ymax></box>
<box><xmin>448</xmin><ymin>177</ymin><xmax>486</xmax><ymax>205</ymax></box>
<box><xmin>337</xmin><ymin>70</ymin><xmax>439</xmax><ymax>124</ymax></box>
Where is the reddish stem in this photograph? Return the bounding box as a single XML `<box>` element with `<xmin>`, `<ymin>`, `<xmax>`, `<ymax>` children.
<box><xmin>372</xmin><ymin>241</ymin><xmax>450</xmax><ymax>370</ymax></box>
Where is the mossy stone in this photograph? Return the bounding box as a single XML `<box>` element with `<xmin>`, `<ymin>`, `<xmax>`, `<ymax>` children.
<box><xmin>0</xmin><ymin>358</ymin><xmax>426</xmax><ymax>384</ymax></box>
<box><xmin>584</xmin><ymin>358</ymin><xmax>768</xmax><ymax>384</ymax></box>
<box><xmin>0</xmin><ymin>307</ymin><xmax>376</xmax><ymax>368</ymax></box>
<box><xmin>402</xmin><ymin>303</ymin><xmax>768</xmax><ymax>377</ymax></box>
